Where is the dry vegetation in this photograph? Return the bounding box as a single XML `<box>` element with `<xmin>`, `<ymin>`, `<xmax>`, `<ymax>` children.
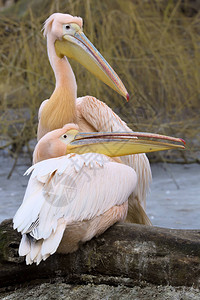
<box><xmin>0</xmin><ymin>0</ymin><xmax>199</xmax><ymax>162</ymax></box>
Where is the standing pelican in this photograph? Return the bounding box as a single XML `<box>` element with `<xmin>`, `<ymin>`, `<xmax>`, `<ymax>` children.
<box><xmin>38</xmin><ymin>13</ymin><xmax>151</xmax><ymax>225</ymax></box>
<box><xmin>13</xmin><ymin>124</ymin><xmax>185</xmax><ymax>264</ymax></box>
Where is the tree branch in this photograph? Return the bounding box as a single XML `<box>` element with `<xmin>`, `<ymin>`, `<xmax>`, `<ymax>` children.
<box><xmin>0</xmin><ymin>219</ymin><xmax>200</xmax><ymax>289</ymax></box>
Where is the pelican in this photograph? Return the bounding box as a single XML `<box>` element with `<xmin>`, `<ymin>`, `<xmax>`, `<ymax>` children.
<box><xmin>13</xmin><ymin>124</ymin><xmax>185</xmax><ymax>265</ymax></box>
<box><xmin>37</xmin><ymin>13</ymin><xmax>152</xmax><ymax>225</ymax></box>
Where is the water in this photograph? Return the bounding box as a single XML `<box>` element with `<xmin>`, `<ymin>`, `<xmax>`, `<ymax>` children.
<box><xmin>0</xmin><ymin>152</ymin><xmax>30</xmax><ymax>222</ymax></box>
<box><xmin>146</xmin><ymin>163</ymin><xmax>200</xmax><ymax>229</ymax></box>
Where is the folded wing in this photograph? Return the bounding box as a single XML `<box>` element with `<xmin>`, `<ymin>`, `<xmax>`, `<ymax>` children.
<box><xmin>13</xmin><ymin>153</ymin><xmax>137</xmax><ymax>264</ymax></box>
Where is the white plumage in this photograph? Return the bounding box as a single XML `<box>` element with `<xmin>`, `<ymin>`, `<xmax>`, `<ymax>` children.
<box><xmin>13</xmin><ymin>153</ymin><xmax>137</xmax><ymax>265</ymax></box>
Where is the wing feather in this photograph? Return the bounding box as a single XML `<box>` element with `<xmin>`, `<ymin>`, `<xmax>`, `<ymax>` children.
<box><xmin>14</xmin><ymin>153</ymin><xmax>137</xmax><ymax>264</ymax></box>
<box><xmin>76</xmin><ymin>96</ymin><xmax>152</xmax><ymax>223</ymax></box>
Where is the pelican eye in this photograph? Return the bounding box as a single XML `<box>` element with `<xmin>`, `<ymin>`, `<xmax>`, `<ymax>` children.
<box><xmin>63</xmin><ymin>134</ymin><xmax>68</xmax><ymax>139</ymax></box>
<box><xmin>65</xmin><ymin>25</ymin><xmax>70</xmax><ymax>30</ymax></box>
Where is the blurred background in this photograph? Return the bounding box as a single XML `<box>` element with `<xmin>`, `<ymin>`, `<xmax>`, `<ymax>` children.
<box><xmin>0</xmin><ymin>0</ymin><xmax>199</xmax><ymax>228</ymax></box>
<box><xmin>0</xmin><ymin>0</ymin><xmax>199</xmax><ymax>162</ymax></box>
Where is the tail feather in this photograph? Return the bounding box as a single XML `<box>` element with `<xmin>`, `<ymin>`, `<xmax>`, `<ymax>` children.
<box><xmin>30</xmin><ymin>239</ymin><xmax>43</xmax><ymax>262</ymax></box>
<box><xmin>41</xmin><ymin>220</ymin><xmax>66</xmax><ymax>256</ymax></box>
<box><xmin>19</xmin><ymin>234</ymin><xmax>31</xmax><ymax>256</ymax></box>
<box><xmin>18</xmin><ymin>219</ymin><xmax>66</xmax><ymax>265</ymax></box>
<box><xmin>25</xmin><ymin>253</ymin><xmax>32</xmax><ymax>265</ymax></box>
<box><xmin>125</xmin><ymin>197</ymin><xmax>152</xmax><ymax>226</ymax></box>
<box><xmin>35</xmin><ymin>252</ymin><xmax>43</xmax><ymax>265</ymax></box>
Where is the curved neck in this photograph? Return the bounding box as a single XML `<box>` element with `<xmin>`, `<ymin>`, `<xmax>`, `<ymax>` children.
<box><xmin>47</xmin><ymin>35</ymin><xmax>77</xmax><ymax>91</ymax></box>
<box><xmin>40</xmin><ymin>36</ymin><xmax>77</xmax><ymax>136</ymax></box>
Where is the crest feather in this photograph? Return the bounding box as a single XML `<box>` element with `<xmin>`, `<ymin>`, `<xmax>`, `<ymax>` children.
<box><xmin>42</xmin><ymin>14</ymin><xmax>56</xmax><ymax>37</ymax></box>
<box><xmin>42</xmin><ymin>13</ymin><xmax>83</xmax><ymax>38</ymax></box>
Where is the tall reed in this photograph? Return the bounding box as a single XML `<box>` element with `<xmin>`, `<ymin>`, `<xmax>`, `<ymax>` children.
<box><xmin>0</xmin><ymin>0</ymin><xmax>199</xmax><ymax>162</ymax></box>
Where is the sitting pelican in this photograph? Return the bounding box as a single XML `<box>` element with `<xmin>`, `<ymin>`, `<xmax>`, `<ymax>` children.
<box><xmin>37</xmin><ymin>13</ymin><xmax>152</xmax><ymax>225</ymax></box>
<box><xmin>13</xmin><ymin>124</ymin><xmax>185</xmax><ymax>265</ymax></box>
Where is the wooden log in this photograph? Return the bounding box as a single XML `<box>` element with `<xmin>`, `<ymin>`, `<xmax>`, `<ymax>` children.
<box><xmin>0</xmin><ymin>219</ymin><xmax>200</xmax><ymax>289</ymax></box>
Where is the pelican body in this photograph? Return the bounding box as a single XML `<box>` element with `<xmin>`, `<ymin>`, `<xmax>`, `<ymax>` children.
<box><xmin>36</xmin><ymin>13</ymin><xmax>152</xmax><ymax>225</ymax></box>
<box><xmin>13</xmin><ymin>124</ymin><xmax>185</xmax><ymax>265</ymax></box>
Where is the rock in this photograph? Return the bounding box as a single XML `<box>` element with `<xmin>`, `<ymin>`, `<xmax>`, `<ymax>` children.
<box><xmin>1</xmin><ymin>282</ymin><xmax>200</xmax><ymax>300</ymax></box>
<box><xmin>0</xmin><ymin>219</ymin><xmax>200</xmax><ymax>290</ymax></box>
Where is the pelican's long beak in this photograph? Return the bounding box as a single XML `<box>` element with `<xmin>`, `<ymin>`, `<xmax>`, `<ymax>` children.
<box><xmin>65</xmin><ymin>132</ymin><xmax>185</xmax><ymax>157</ymax></box>
<box><xmin>55</xmin><ymin>28</ymin><xmax>129</xmax><ymax>101</ymax></box>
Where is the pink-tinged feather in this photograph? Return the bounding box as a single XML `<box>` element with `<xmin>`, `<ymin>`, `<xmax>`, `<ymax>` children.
<box><xmin>14</xmin><ymin>153</ymin><xmax>137</xmax><ymax>264</ymax></box>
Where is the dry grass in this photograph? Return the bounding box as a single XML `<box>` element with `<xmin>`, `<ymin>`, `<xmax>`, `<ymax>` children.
<box><xmin>0</xmin><ymin>0</ymin><xmax>199</xmax><ymax>162</ymax></box>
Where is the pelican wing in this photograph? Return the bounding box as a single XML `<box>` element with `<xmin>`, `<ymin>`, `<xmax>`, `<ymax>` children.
<box><xmin>13</xmin><ymin>153</ymin><xmax>136</xmax><ymax>264</ymax></box>
<box><xmin>76</xmin><ymin>96</ymin><xmax>152</xmax><ymax>223</ymax></box>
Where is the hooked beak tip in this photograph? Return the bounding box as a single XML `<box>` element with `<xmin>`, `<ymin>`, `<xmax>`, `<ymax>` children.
<box><xmin>180</xmin><ymin>138</ymin><xmax>186</xmax><ymax>145</ymax></box>
<box><xmin>126</xmin><ymin>93</ymin><xmax>129</xmax><ymax>102</ymax></box>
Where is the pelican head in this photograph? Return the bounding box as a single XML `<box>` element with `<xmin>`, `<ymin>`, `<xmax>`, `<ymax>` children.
<box><xmin>43</xmin><ymin>13</ymin><xmax>129</xmax><ymax>100</ymax></box>
<box><xmin>33</xmin><ymin>123</ymin><xmax>185</xmax><ymax>164</ymax></box>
